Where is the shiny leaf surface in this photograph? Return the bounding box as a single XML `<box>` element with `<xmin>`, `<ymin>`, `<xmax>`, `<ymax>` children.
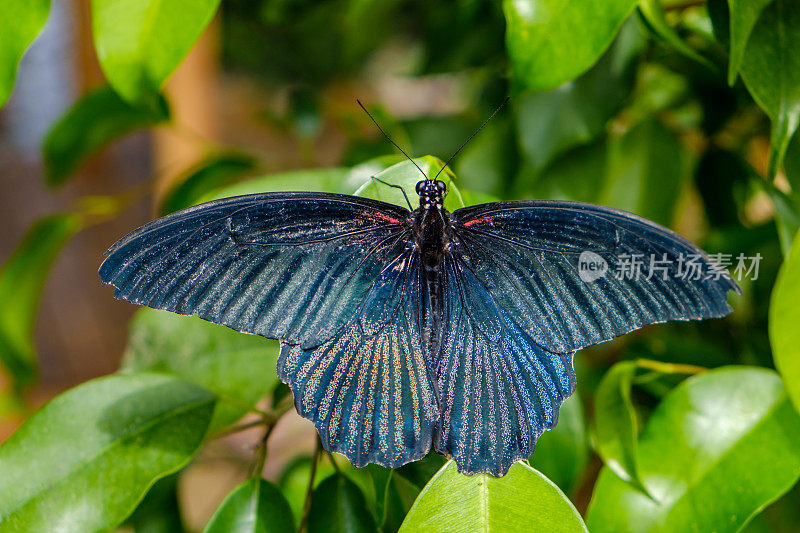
<box><xmin>593</xmin><ymin>361</ymin><xmax>647</xmax><ymax>493</ymax></box>
<box><xmin>399</xmin><ymin>461</ymin><xmax>587</xmax><ymax>532</ymax></box>
<box><xmin>740</xmin><ymin>0</ymin><xmax>800</xmax><ymax>178</ymax></box>
<box><xmin>0</xmin><ymin>374</ymin><xmax>216</xmax><ymax>532</ymax></box>
<box><xmin>503</xmin><ymin>0</ymin><xmax>637</xmax><ymax>91</ymax></box>
<box><xmin>121</xmin><ymin>308</ymin><xmax>278</xmax><ymax>431</ymax></box>
<box><xmin>770</xmin><ymin>227</ymin><xmax>800</xmax><ymax>414</ymax></box>
<box><xmin>307</xmin><ymin>473</ymin><xmax>377</xmax><ymax>533</ymax></box>
<box><xmin>91</xmin><ymin>0</ymin><xmax>221</xmax><ymax>107</ymax></box>
<box><xmin>203</xmin><ymin>478</ymin><xmax>295</xmax><ymax>533</ymax></box>
<box><xmin>726</xmin><ymin>0</ymin><xmax>773</xmax><ymax>84</ymax></box>
<box><xmin>586</xmin><ymin>367</ymin><xmax>800</xmax><ymax>532</ymax></box>
<box><xmin>0</xmin><ymin>0</ymin><xmax>50</xmax><ymax>107</ymax></box>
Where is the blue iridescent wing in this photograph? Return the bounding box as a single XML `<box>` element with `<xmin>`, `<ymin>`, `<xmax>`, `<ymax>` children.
<box><xmin>100</xmin><ymin>192</ymin><xmax>438</xmax><ymax>468</ymax></box>
<box><xmin>451</xmin><ymin>200</ymin><xmax>740</xmax><ymax>354</ymax></box>
<box><xmin>99</xmin><ymin>192</ymin><xmax>411</xmax><ymax>349</ymax></box>
<box><xmin>433</xmin><ymin>253</ymin><xmax>576</xmax><ymax>476</ymax></box>
<box><xmin>279</xmin><ymin>250</ymin><xmax>438</xmax><ymax>468</ymax></box>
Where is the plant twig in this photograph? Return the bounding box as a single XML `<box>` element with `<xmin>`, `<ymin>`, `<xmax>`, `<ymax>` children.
<box><xmin>635</xmin><ymin>359</ymin><xmax>708</xmax><ymax>375</ymax></box>
<box><xmin>299</xmin><ymin>437</ymin><xmax>323</xmax><ymax>533</ymax></box>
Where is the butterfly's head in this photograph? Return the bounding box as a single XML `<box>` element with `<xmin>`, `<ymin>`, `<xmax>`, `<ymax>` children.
<box><xmin>416</xmin><ymin>179</ymin><xmax>447</xmax><ymax>209</ymax></box>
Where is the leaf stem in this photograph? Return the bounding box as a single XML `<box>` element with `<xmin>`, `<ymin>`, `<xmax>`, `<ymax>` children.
<box><xmin>299</xmin><ymin>437</ymin><xmax>323</xmax><ymax>533</ymax></box>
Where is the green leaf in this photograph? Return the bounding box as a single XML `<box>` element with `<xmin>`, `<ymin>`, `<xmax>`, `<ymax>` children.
<box><xmin>756</xmin><ymin>178</ymin><xmax>800</xmax><ymax>254</ymax></box>
<box><xmin>0</xmin><ymin>373</ymin><xmax>216</xmax><ymax>532</ymax></box>
<box><xmin>43</xmin><ymin>85</ymin><xmax>169</xmax><ymax>185</ymax></box>
<box><xmin>770</xmin><ymin>227</ymin><xmax>800</xmax><ymax>415</ymax></box>
<box><xmin>0</xmin><ymin>214</ymin><xmax>82</xmax><ymax>388</ymax></box>
<box><xmin>204</xmin><ymin>478</ymin><xmax>295</xmax><ymax>533</ymax></box>
<box><xmin>740</xmin><ymin>0</ymin><xmax>800</xmax><ymax>179</ymax></box>
<box><xmin>0</xmin><ymin>0</ymin><xmax>50</xmax><ymax>107</ymax></box>
<box><xmin>91</xmin><ymin>0</ymin><xmax>221</xmax><ymax>107</ymax></box>
<box><xmin>600</xmin><ymin>118</ymin><xmax>686</xmax><ymax>226</ymax></box>
<box><xmin>160</xmin><ymin>154</ymin><xmax>258</xmax><ymax>215</ymax></box>
<box><xmin>503</xmin><ymin>0</ymin><xmax>638</xmax><ymax>91</ymax></box>
<box><xmin>355</xmin><ymin>156</ymin><xmax>465</xmax><ymax>211</ymax></box>
<box><xmin>638</xmin><ymin>0</ymin><xmax>715</xmax><ymax>70</ymax></box>
<box><xmin>586</xmin><ymin>367</ymin><xmax>800</xmax><ymax>533</ymax></box>
<box><xmin>205</xmin><ymin>167</ymin><xmax>351</xmax><ymax>201</ymax></box>
<box><xmin>593</xmin><ymin>361</ymin><xmax>648</xmax><ymax>494</ymax></box>
<box><xmin>515</xmin><ymin>16</ymin><xmax>644</xmax><ymax>174</ymax></box>
<box><xmin>307</xmin><ymin>473</ymin><xmax>377</xmax><ymax>533</ymax></box>
<box><xmin>726</xmin><ymin>0</ymin><xmax>774</xmax><ymax>84</ymax></box>
<box><xmin>121</xmin><ymin>308</ymin><xmax>278</xmax><ymax>431</ymax></box>
<box><xmin>125</xmin><ymin>473</ymin><xmax>185</xmax><ymax>533</ymax></box>
<box><xmin>399</xmin><ymin>461</ymin><xmax>587</xmax><ymax>532</ymax></box>
<box><xmin>529</xmin><ymin>393</ymin><xmax>589</xmax><ymax>495</ymax></box>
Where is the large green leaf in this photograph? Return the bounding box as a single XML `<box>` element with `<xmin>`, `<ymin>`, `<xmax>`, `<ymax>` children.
<box><xmin>121</xmin><ymin>308</ymin><xmax>277</xmax><ymax>431</ymax></box>
<box><xmin>0</xmin><ymin>373</ymin><xmax>216</xmax><ymax>532</ymax></box>
<box><xmin>204</xmin><ymin>478</ymin><xmax>295</xmax><ymax>533</ymax></box>
<box><xmin>740</xmin><ymin>0</ymin><xmax>800</xmax><ymax>179</ymax></box>
<box><xmin>0</xmin><ymin>214</ymin><xmax>82</xmax><ymax>388</ymax></box>
<box><xmin>503</xmin><ymin>0</ymin><xmax>638</xmax><ymax>91</ymax></box>
<box><xmin>529</xmin><ymin>393</ymin><xmax>589</xmax><ymax>495</ymax></box>
<box><xmin>593</xmin><ymin>361</ymin><xmax>648</xmax><ymax>494</ymax></box>
<box><xmin>586</xmin><ymin>367</ymin><xmax>800</xmax><ymax>532</ymax></box>
<box><xmin>160</xmin><ymin>154</ymin><xmax>258</xmax><ymax>215</ymax></box>
<box><xmin>726</xmin><ymin>0</ymin><xmax>774</xmax><ymax>84</ymax></box>
<box><xmin>43</xmin><ymin>85</ymin><xmax>169</xmax><ymax>185</ymax></box>
<box><xmin>770</xmin><ymin>227</ymin><xmax>800</xmax><ymax>414</ymax></box>
<box><xmin>600</xmin><ymin>118</ymin><xmax>685</xmax><ymax>226</ymax></box>
<box><xmin>307</xmin><ymin>473</ymin><xmax>377</xmax><ymax>533</ymax></box>
<box><xmin>515</xmin><ymin>16</ymin><xmax>644</xmax><ymax>174</ymax></box>
<box><xmin>0</xmin><ymin>0</ymin><xmax>50</xmax><ymax>107</ymax></box>
<box><xmin>91</xmin><ymin>0</ymin><xmax>221</xmax><ymax>107</ymax></box>
<box><xmin>205</xmin><ymin>167</ymin><xmax>351</xmax><ymax>201</ymax></box>
<box><xmin>399</xmin><ymin>461</ymin><xmax>587</xmax><ymax>532</ymax></box>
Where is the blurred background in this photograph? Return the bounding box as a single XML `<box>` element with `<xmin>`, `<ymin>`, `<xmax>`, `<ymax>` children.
<box><xmin>1</xmin><ymin>0</ymin><xmax>799</xmax><ymax>530</ymax></box>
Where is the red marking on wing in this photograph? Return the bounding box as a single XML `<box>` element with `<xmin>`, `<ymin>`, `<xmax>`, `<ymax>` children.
<box><xmin>358</xmin><ymin>211</ymin><xmax>402</xmax><ymax>226</ymax></box>
<box><xmin>463</xmin><ymin>217</ymin><xmax>494</xmax><ymax>227</ymax></box>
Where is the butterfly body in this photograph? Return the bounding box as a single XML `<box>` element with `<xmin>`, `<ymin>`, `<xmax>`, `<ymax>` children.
<box><xmin>100</xmin><ymin>176</ymin><xmax>739</xmax><ymax>476</ymax></box>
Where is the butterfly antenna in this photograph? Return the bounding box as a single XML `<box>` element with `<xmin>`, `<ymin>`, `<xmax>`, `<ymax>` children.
<box><xmin>433</xmin><ymin>96</ymin><xmax>510</xmax><ymax>181</ymax></box>
<box><xmin>357</xmin><ymin>99</ymin><xmax>428</xmax><ymax>180</ymax></box>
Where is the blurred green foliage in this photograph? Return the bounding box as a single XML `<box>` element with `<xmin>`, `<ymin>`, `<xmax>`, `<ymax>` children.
<box><xmin>2</xmin><ymin>0</ymin><xmax>800</xmax><ymax>531</ymax></box>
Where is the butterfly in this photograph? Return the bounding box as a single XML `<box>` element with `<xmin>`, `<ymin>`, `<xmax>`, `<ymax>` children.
<box><xmin>99</xmin><ymin>104</ymin><xmax>739</xmax><ymax>476</ymax></box>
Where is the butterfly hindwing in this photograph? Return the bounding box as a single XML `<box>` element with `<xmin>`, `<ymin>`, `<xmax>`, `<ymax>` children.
<box><xmin>99</xmin><ymin>192</ymin><xmax>411</xmax><ymax>349</ymax></box>
<box><xmin>452</xmin><ymin>200</ymin><xmax>740</xmax><ymax>354</ymax></box>
<box><xmin>279</xmin><ymin>249</ymin><xmax>438</xmax><ymax>468</ymax></box>
<box><xmin>433</xmin><ymin>254</ymin><xmax>576</xmax><ymax>476</ymax></box>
